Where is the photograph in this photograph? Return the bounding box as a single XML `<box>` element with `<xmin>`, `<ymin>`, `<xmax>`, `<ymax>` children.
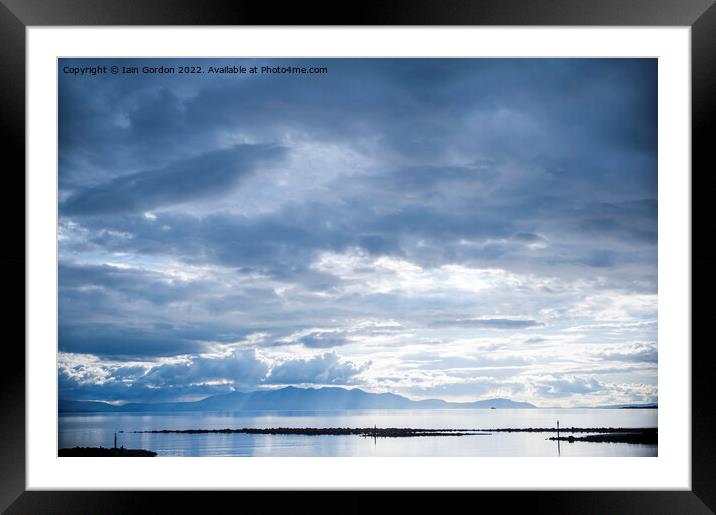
<box><xmin>56</xmin><ymin>57</ymin><xmax>659</xmax><ymax>458</ymax></box>
<box><xmin>1</xmin><ymin>0</ymin><xmax>709</xmax><ymax>507</ymax></box>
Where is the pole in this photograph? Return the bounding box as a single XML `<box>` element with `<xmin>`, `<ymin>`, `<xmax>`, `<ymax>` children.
<box><xmin>114</xmin><ymin>432</ymin><xmax>117</xmax><ymax>449</ymax></box>
<box><xmin>556</xmin><ymin>420</ymin><xmax>560</xmax><ymax>457</ymax></box>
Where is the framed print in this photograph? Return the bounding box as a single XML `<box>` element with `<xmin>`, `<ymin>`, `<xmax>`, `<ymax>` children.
<box><xmin>2</xmin><ymin>0</ymin><xmax>713</xmax><ymax>512</ymax></box>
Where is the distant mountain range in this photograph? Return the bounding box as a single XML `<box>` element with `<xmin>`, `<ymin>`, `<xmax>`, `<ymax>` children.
<box><xmin>59</xmin><ymin>386</ymin><xmax>536</xmax><ymax>413</ymax></box>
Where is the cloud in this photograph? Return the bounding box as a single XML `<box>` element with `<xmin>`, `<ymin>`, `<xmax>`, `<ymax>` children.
<box><xmin>139</xmin><ymin>348</ymin><xmax>270</xmax><ymax>388</ymax></box>
<box><xmin>429</xmin><ymin>318</ymin><xmax>543</xmax><ymax>329</ymax></box>
<box><xmin>59</xmin><ymin>349</ymin><xmax>370</xmax><ymax>400</ymax></box>
<box><xmin>57</xmin><ymin>58</ymin><xmax>658</xmax><ymax>405</ymax></box>
<box><xmin>296</xmin><ymin>332</ymin><xmax>350</xmax><ymax>349</ymax></box>
<box><xmin>592</xmin><ymin>342</ymin><xmax>658</xmax><ymax>363</ymax></box>
<box><xmin>64</xmin><ymin>211</ymin><xmax>346</xmax><ymax>279</ymax></box>
<box><xmin>266</xmin><ymin>352</ymin><xmax>370</xmax><ymax>385</ymax></box>
<box><xmin>58</xmin><ymin>323</ymin><xmax>216</xmax><ymax>358</ymax></box>
<box><xmin>62</xmin><ymin>144</ymin><xmax>286</xmax><ymax>215</ymax></box>
<box><xmin>532</xmin><ymin>375</ymin><xmax>605</xmax><ymax>398</ymax></box>
<box><xmin>403</xmin><ymin>353</ymin><xmax>534</xmax><ymax>371</ymax></box>
<box><xmin>59</xmin><ymin>262</ymin><xmax>205</xmax><ymax>306</ymax></box>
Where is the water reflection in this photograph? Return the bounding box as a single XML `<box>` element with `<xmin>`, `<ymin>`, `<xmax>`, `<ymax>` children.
<box><xmin>59</xmin><ymin>408</ymin><xmax>657</xmax><ymax>457</ymax></box>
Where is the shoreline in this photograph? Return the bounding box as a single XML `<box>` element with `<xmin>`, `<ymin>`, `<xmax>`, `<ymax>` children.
<box><xmin>60</xmin><ymin>427</ymin><xmax>658</xmax><ymax>455</ymax></box>
<box><xmin>128</xmin><ymin>426</ymin><xmax>658</xmax><ymax>440</ymax></box>
<box><xmin>548</xmin><ymin>432</ymin><xmax>658</xmax><ymax>444</ymax></box>
<box><xmin>58</xmin><ymin>446</ymin><xmax>157</xmax><ymax>457</ymax></box>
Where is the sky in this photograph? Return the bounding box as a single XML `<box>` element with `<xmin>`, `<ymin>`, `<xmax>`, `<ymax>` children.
<box><xmin>58</xmin><ymin>58</ymin><xmax>658</xmax><ymax>407</ymax></box>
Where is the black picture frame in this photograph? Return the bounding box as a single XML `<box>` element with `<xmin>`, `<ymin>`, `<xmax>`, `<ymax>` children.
<box><xmin>1</xmin><ymin>0</ymin><xmax>712</xmax><ymax>512</ymax></box>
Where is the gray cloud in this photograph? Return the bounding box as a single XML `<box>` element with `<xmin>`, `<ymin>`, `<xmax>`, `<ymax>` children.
<box><xmin>140</xmin><ymin>349</ymin><xmax>270</xmax><ymax>388</ymax></box>
<box><xmin>60</xmin><ymin>262</ymin><xmax>202</xmax><ymax>306</ymax></box>
<box><xmin>58</xmin><ymin>367</ymin><xmax>235</xmax><ymax>403</ymax></box>
<box><xmin>59</xmin><ymin>323</ymin><xmax>216</xmax><ymax>358</ymax></box>
<box><xmin>58</xmin><ymin>58</ymin><xmax>658</xmax><ymax>405</ymax></box>
<box><xmin>59</xmin><ymin>349</ymin><xmax>369</xmax><ymax>401</ymax></box>
<box><xmin>593</xmin><ymin>343</ymin><xmax>658</xmax><ymax>363</ymax></box>
<box><xmin>267</xmin><ymin>352</ymin><xmax>369</xmax><ymax>385</ymax></box>
<box><xmin>430</xmin><ymin>319</ymin><xmax>543</xmax><ymax>329</ymax></box>
<box><xmin>62</xmin><ymin>144</ymin><xmax>286</xmax><ymax>215</ymax></box>
<box><xmin>411</xmin><ymin>355</ymin><xmax>533</xmax><ymax>369</ymax></box>
<box><xmin>533</xmin><ymin>376</ymin><xmax>605</xmax><ymax>398</ymax></box>
<box><xmin>296</xmin><ymin>332</ymin><xmax>351</xmax><ymax>349</ymax></box>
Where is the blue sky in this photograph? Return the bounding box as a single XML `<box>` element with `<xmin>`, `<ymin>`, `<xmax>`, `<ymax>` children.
<box><xmin>58</xmin><ymin>58</ymin><xmax>657</xmax><ymax>407</ymax></box>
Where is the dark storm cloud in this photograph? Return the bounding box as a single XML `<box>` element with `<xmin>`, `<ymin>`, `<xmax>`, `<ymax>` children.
<box><xmin>511</xmin><ymin>233</ymin><xmax>546</xmax><ymax>244</ymax></box>
<box><xmin>60</xmin><ymin>262</ymin><xmax>201</xmax><ymax>306</ymax></box>
<box><xmin>58</xmin><ymin>58</ymin><xmax>658</xmax><ymax>404</ymax></box>
<box><xmin>59</xmin><ymin>59</ymin><xmax>657</xmax><ymax>276</ymax></box>
<box><xmin>370</xmin><ymin>206</ymin><xmax>512</xmax><ymax>241</ymax></box>
<box><xmin>58</xmin><ymin>322</ymin><xmax>242</xmax><ymax>358</ymax></box>
<box><xmin>59</xmin><ymin>59</ymin><xmax>656</xmax><ymax>192</ymax></box>
<box><xmin>369</xmin><ymin>161</ymin><xmax>500</xmax><ymax>194</ymax></box>
<box><xmin>62</xmin><ymin>144</ymin><xmax>286</xmax><ymax>215</ymax></box>
<box><xmin>563</xmin><ymin>199</ymin><xmax>658</xmax><ymax>244</ymax></box>
<box><xmin>69</xmin><ymin>211</ymin><xmax>346</xmax><ymax>279</ymax></box>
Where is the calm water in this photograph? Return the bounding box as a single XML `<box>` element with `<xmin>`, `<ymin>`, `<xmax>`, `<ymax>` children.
<box><xmin>59</xmin><ymin>408</ymin><xmax>657</xmax><ymax>457</ymax></box>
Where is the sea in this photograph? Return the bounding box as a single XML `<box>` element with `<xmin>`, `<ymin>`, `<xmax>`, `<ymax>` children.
<box><xmin>58</xmin><ymin>408</ymin><xmax>657</xmax><ymax>457</ymax></box>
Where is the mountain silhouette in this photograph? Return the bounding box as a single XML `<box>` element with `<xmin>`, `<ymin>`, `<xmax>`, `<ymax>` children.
<box><xmin>59</xmin><ymin>386</ymin><xmax>536</xmax><ymax>413</ymax></box>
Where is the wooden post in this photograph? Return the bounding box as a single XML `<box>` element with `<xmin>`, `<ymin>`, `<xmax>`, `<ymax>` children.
<box><xmin>114</xmin><ymin>432</ymin><xmax>117</xmax><ymax>449</ymax></box>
